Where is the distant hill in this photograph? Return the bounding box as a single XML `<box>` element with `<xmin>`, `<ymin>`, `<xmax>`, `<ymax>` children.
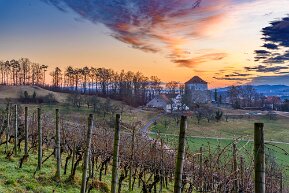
<box><xmin>214</xmin><ymin>85</ymin><xmax>289</xmax><ymax>100</ymax></box>
<box><xmin>0</xmin><ymin>85</ymin><xmax>129</xmax><ymax>107</ymax></box>
<box><xmin>0</xmin><ymin>85</ymin><xmax>69</xmax><ymax>103</ymax></box>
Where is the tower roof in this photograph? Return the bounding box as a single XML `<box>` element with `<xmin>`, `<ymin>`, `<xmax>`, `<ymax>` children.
<box><xmin>185</xmin><ymin>76</ymin><xmax>207</xmax><ymax>84</ymax></box>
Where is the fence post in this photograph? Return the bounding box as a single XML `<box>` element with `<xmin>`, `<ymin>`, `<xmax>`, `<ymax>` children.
<box><xmin>80</xmin><ymin>114</ymin><xmax>93</xmax><ymax>193</ymax></box>
<box><xmin>111</xmin><ymin>114</ymin><xmax>121</xmax><ymax>193</ymax></box>
<box><xmin>199</xmin><ymin>146</ymin><xmax>203</xmax><ymax>192</ymax></box>
<box><xmin>5</xmin><ymin>103</ymin><xmax>10</xmax><ymax>153</ymax></box>
<box><xmin>37</xmin><ymin>108</ymin><xmax>42</xmax><ymax>170</ymax></box>
<box><xmin>129</xmin><ymin>127</ymin><xmax>135</xmax><ymax>191</ymax></box>
<box><xmin>254</xmin><ymin>123</ymin><xmax>265</xmax><ymax>193</ymax></box>
<box><xmin>240</xmin><ymin>157</ymin><xmax>244</xmax><ymax>191</ymax></box>
<box><xmin>71</xmin><ymin>142</ymin><xmax>76</xmax><ymax>175</ymax></box>
<box><xmin>174</xmin><ymin>115</ymin><xmax>187</xmax><ymax>193</ymax></box>
<box><xmin>160</xmin><ymin>138</ymin><xmax>164</xmax><ymax>192</ymax></box>
<box><xmin>55</xmin><ymin>109</ymin><xmax>61</xmax><ymax>181</ymax></box>
<box><xmin>24</xmin><ymin>106</ymin><xmax>28</xmax><ymax>155</ymax></box>
<box><xmin>14</xmin><ymin>104</ymin><xmax>18</xmax><ymax>155</ymax></box>
<box><xmin>232</xmin><ymin>143</ymin><xmax>238</xmax><ymax>193</ymax></box>
<box><xmin>280</xmin><ymin>172</ymin><xmax>283</xmax><ymax>193</ymax></box>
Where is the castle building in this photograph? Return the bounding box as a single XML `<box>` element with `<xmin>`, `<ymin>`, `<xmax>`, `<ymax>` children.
<box><xmin>185</xmin><ymin>76</ymin><xmax>211</xmax><ymax>104</ymax></box>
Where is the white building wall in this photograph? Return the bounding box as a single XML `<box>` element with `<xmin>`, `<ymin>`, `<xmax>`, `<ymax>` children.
<box><xmin>187</xmin><ymin>83</ymin><xmax>208</xmax><ymax>91</ymax></box>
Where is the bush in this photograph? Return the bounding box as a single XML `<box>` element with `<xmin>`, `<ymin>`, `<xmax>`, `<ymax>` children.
<box><xmin>43</xmin><ymin>93</ymin><xmax>57</xmax><ymax>104</ymax></box>
<box><xmin>215</xmin><ymin>110</ymin><xmax>223</xmax><ymax>122</ymax></box>
<box><xmin>19</xmin><ymin>91</ymin><xmax>58</xmax><ymax>104</ymax></box>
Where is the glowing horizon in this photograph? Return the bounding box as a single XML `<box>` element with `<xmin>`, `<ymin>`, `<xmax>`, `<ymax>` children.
<box><xmin>1</xmin><ymin>0</ymin><xmax>289</xmax><ymax>88</ymax></box>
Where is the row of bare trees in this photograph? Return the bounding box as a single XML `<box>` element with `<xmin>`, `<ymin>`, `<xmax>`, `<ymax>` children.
<box><xmin>227</xmin><ymin>85</ymin><xmax>268</xmax><ymax>109</ymax></box>
<box><xmin>0</xmin><ymin>103</ymin><xmax>287</xmax><ymax>192</ymax></box>
<box><xmin>0</xmin><ymin>58</ymin><xmax>166</xmax><ymax>106</ymax></box>
<box><xmin>50</xmin><ymin>66</ymin><xmax>164</xmax><ymax>106</ymax></box>
<box><xmin>0</xmin><ymin>58</ymin><xmax>48</xmax><ymax>86</ymax></box>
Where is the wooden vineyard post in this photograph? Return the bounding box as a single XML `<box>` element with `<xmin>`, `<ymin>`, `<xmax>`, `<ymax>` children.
<box><xmin>232</xmin><ymin>143</ymin><xmax>238</xmax><ymax>193</ymax></box>
<box><xmin>173</xmin><ymin>115</ymin><xmax>187</xmax><ymax>193</ymax></box>
<box><xmin>199</xmin><ymin>146</ymin><xmax>203</xmax><ymax>192</ymax></box>
<box><xmin>80</xmin><ymin>114</ymin><xmax>93</xmax><ymax>193</ymax></box>
<box><xmin>111</xmin><ymin>114</ymin><xmax>121</xmax><ymax>193</ymax></box>
<box><xmin>71</xmin><ymin>143</ymin><xmax>76</xmax><ymax>175</ymax></box>
<box><xmin>280</xmin><ymin>172</ymin><xmax>283</xmax><ymax>193</ymax></box>
<box><xmin>254</xmin><ymin>123</ymin><xmax>265</xmax><ymax>193</ymax></box>
<box><xmin>14</xmin><ymin>104</ymin><xmax>18</xmax><ymax>155</ymax></box>
<box><xmin>160</xmin><ymin>138</ymin><xmax>164</xmax><ymax>192</ymax></box>
<box><xmin>37</xmin><ymin>108</ymin><xmax>42</xmax><ymax>170</ymax></box>
<box><xmin>24</xmin><ymin>106</ymin><xmax>28</xmax><ymax>155</ymax></box>
<box><xmin>5</xmin><ymin>103</ymin><xmax>10</xmax><ymax>153</ymax></box>
<box><xmin>129</xmin><ymin>127</ymin><xmax>135</xmax><ymax>191</ymax></box>
<box><xmin>55</xmin><ymin>109</ymin><xmax>61</xmax><ymax>181</ymax></box>
<box><xmin>240</xmin><ymin>157</ymin><xmax>244</xmax><ymax>191</ymax></box>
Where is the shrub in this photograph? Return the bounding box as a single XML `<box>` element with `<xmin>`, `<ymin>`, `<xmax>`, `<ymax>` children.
<box><xmin>43</xmin><ymin>93</ymin><xmax>57</xmax><ymax>104</ymax></box>
<box><xmin>215</xmin><ymin>110</ymin><xmax>223</xmax><ymax>122</ymax></box>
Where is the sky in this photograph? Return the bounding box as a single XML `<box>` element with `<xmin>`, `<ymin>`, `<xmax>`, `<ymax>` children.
<box><xmin>0</xmin><ymin>0</ymin><xmax>289</xmax><ymax>88</ymax></box>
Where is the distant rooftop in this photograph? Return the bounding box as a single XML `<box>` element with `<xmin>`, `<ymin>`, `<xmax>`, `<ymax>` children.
<box><xmin>185</xmin><ymin>76</ymin><xmax>207</xmax><ymax>84</ymax></box>
<box><xmin>158</xmin><ymin>94</ymin><xmax>171</xmax><ymax>103</ymax></box>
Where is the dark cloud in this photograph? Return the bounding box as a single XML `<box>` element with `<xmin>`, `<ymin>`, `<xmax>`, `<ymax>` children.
<box><xmin>213</xmin><ymin>71</ymin><xmax>251</xmax><ymax>81</ymax></box>
<box><xmin>262</xmin><ymin>43</ymin><xmax>278</xmax><ymax>50</ymax></box>
<box><xmin>244</xmin><ymin>65</ymin><xmax>289</xmax><ymax>73</ymax></box>
<box><xmin>251</xmin><ymin>74</ymin><xmax>289</xmax><ymax>85</ymax></box>
<box><xmin>255</xmin><ymin>16</ymin><xmax>289</xmax><ymax>65</ymax></box>
<box><xmin>224</xmin><ymin>72</ymin><xmax>251</xmax><ymax>77</ymax></box>
<box><xmin>213</xmin><ymin>77</ymin><xmax>249</xmax><ymax>81</ymax></box>
<box><xmin>255</xmin><ymin>50</ymin><xmax>271</xmax><ymax>55</ymax></box>
<box><xmin>262</xmin><ymin>52</ymin><xmax>289</xmax><ymax>64</ymax></box>
<box><xmin>261</xmin><ymin>17</ymin><xmax>289</xmax><ymax>48</ymax></box>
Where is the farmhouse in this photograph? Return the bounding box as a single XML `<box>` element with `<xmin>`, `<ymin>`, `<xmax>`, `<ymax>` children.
<box><xmin>146</xmin><ymin>94</ymin><xmax>188</xmax><ymax>112</ymax></box>
<box><xmin>185</xmin><ymin>76</ymin><xmax>211</xmax><ymax>104</ymax></box>
<box><xmin>146</xmin><ymin>94</ymin><xmax>172</xmax><ymax>112</ymax></box>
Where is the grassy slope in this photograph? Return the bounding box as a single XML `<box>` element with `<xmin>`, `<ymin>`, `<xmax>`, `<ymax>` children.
<box><xmin>0</xmin><ymin>101</ymin><xmax>166</xmax><ymax>193</ymax></box>
<box><xmin>0</xmin><ymin>149</ymin><xmax>81</xmax><ymax>193</ymax></box>
<box><xmin>0</xmin><ymin>145</ymin><xmax>175</xmax><ymax>193</ymax></box>
<box><xmin>0</xmin><ymin>86</ymin><xmax>69</xmax><ymax>103</ymax></box>
<box><xmin>0</xmin><ymin>85</ymin><xmax>153</xmax><ymax>121</ymax></box>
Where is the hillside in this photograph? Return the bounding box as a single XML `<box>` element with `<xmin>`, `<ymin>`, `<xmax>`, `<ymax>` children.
<box><xmin>0</xmin><ymin>85</ymin><xmax>69</xmax><ymax>103</ymax></box>
<box><xmin>0</xmin><ymin>86</ymin><xmax>127</xmax><ymax>106</ymax></box>
<box><xmin>215</xmin><ymin>84</ymin><xmax>289</xmax><ymax>100</ymax></box>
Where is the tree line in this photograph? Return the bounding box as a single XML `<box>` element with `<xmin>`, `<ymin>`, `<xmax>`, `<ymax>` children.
<box><xmin>0</xmin><ymin>58</ymin><xmax>48</xmax><ymax>86</ymax></box>
<box><xmin>49</xmin><ymin>66</ymin><xmax>166</xmax><ymax>106</ymax></box>
<box><xmin>0</xmin><ymin>58</ymin><xmax>172</xmax><ymax>106</ymax></box>
<box><xmin>225</xmin><ymin>85</ymin><xmax>277</xmax><ymax>109</ymax></box>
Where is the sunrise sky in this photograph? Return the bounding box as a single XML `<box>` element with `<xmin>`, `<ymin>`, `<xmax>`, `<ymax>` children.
<box><xmin>1</xmin><ymin>0</ymin><xmax>289</xmax><ymax>88</ymax></box>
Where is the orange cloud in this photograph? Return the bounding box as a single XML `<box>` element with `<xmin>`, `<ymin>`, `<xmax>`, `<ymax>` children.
<box><xmin>46</xmin><ymin>0</ymin><xmax>235</xmax><ymax>66</ymax></box>
<box><xmin>173</xmin><ymin>53</ymin><xmax>228</xmax><ymax>68</ymax></box>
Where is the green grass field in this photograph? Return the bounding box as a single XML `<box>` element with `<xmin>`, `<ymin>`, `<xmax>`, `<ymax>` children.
<box><xmin>152</xmin><ymin>115</ymin><xmax>289</xmax><ymax>142</ymax></box>
<box><xmin>150</xmin><ymin>115</ymin><xmax>289</xmax><ymax>184</ymax></box>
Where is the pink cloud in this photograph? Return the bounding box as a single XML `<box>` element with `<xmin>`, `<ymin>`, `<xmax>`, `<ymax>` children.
<box><xmin>46</xmin><ymin>0</ymin><xmax>246</xmax><ymax>66</ymax></box>
<box><xmin>173</xmin><ymin>53</ymin><xmax>228</xmax><ymax>68</ymax></box>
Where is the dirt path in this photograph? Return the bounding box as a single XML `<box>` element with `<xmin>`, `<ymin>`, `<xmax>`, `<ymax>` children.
<box><xmin>140</xmin><ymin>112</ymin><xmax>165</xmax><ymax>136</ymax></box>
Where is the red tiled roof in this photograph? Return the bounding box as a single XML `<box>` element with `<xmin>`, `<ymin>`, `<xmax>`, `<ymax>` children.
<box><xmin>185</xmin><ymin>76</ymin><xmax>207</xmax><ymax>84</ymax></box>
